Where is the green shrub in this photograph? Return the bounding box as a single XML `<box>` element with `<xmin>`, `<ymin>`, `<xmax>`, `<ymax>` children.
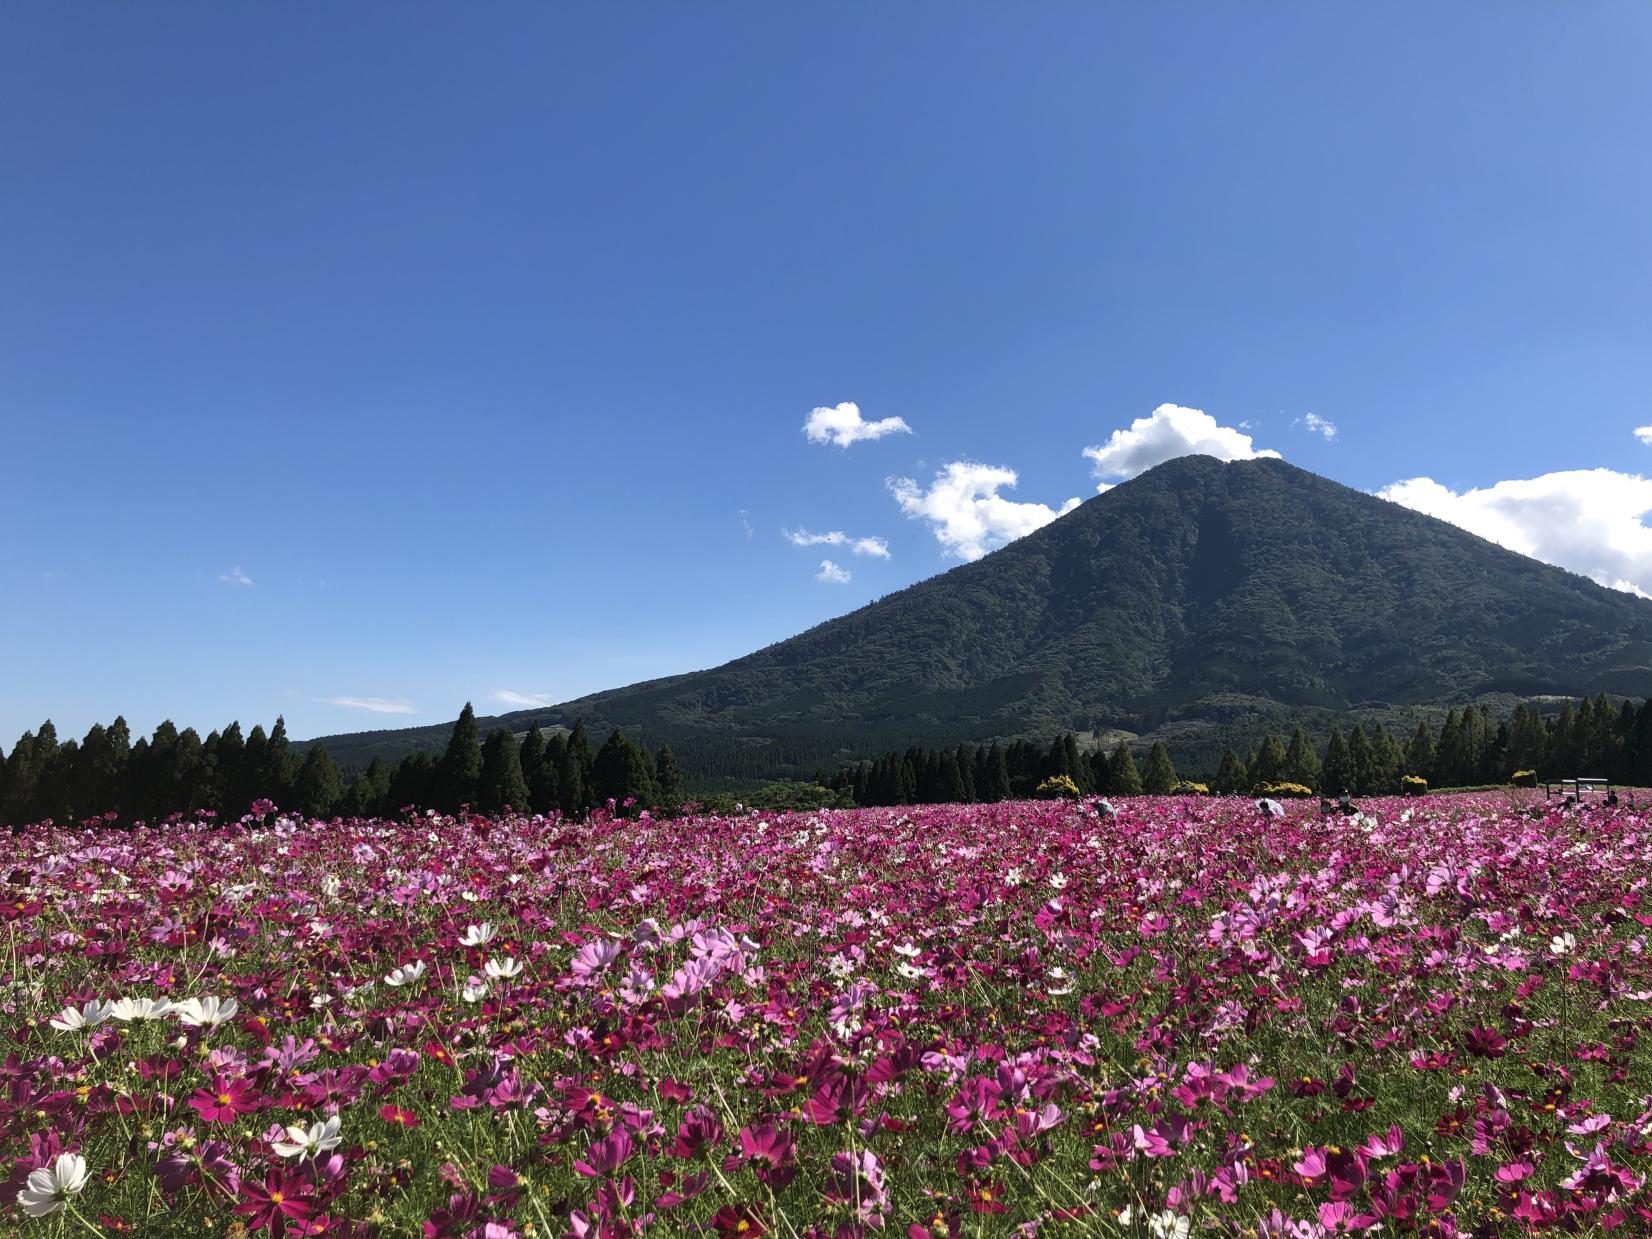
<box><xmin>1253</xmin><ymin>781</ymin><xmax>1314</xmax><ymax>798</ymax></box>
<box><xmin>1034</xmin><ymin>774</ymin><xmax>1082</xmax><ymax>800</ymax></box>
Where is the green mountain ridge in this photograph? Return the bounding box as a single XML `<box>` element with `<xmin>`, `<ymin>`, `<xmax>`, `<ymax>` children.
<box><xmin>308</xmin><ymin>455</ymin><xmax>1652</xmax><ymax>781</ymax></box>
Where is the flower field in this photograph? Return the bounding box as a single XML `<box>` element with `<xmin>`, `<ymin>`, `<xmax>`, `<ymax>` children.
<box><xmin>4</xmin><ymin>795</ymin><xmax>1651</xmax><ymax>1237</ymax></box>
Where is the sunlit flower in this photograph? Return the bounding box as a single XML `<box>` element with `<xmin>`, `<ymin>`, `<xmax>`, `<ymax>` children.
<box><xmin>459</xmin><ymin>922</ymin><xmax>498</xmax><ymax>947</ymax></box>
<box><xmin>49</xmin><ymin>999</ymin><xmax>114</xmax><ymax>1032</ymax></box>
<box><xmin>17</xmin><ymin>1153</ymin><xmax>89</xmax><ymax>1218</ymax></box>
<box><xmin>175</xmin><ymin>996</ymin><xmax>239</xmax><ymax>1030</ymax></box>
<box><xmin>110</xmin><ymin>996</ymin><xmax>175</xmax><ymax>1022</ymax></box>
<box><xmin>484</xmin><ymin>955</ymin><xmax>523</xmax><ymax>981</ymax></box>
<box><xmin>384</xmin><ymin>960</ymin><xmax>427</xmax><ymax>987</ymax></box>
<box><xmin>270</xmin><ymin>1115</ymin><xmax>343</xmax><ymax>1160</ymax></box>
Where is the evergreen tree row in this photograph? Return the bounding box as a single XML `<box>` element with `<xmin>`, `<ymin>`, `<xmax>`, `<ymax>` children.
<box><xmin>828</xmin><ymin>734</ymin><xmax>1182</xmax><ymax>806</ymax></box>
<box><xmin>6</xmin><ymin>693</ymin><xmax>1647</xmax><ymax>825</ymax></box>
<box><xmin>0</xmin><ymin>703</ymin><xmax>683</xmax><ymax>827</ymax></box>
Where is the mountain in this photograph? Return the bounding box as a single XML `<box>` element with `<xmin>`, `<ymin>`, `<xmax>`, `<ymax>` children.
<box><xmin>310</xmin><ymin>456</ymin><xmax>1652</xmax><ymax>780</ymax></box>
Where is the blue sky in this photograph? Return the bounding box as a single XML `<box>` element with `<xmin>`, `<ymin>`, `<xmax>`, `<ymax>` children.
<box><xmin>5</xmin><ymin>4</ymin><xmax>1652</xmax><ymax>744</ymax></box>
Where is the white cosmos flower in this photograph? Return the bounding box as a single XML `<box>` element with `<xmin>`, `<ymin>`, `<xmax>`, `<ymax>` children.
<box><xmin>49</xmin><ymin>1000</ymin><xmax>114</xmax><ymax>1032</ymax></box>
<box><xmin>896</xmin><ymin>962</ymin><xmax>927</xmax><ymax>980</ymax></box>
<box><xmin>1148</xmin><ymin>1210</ymin><xmax>1191</xmax><ymax>1239</ymax></box>
<box><xmin>384</xmin><ymin>960</ymin><xmax>427</xmax><ymax>987</ymax></box>
<box><xmin>461</xmin><ymin>976</ymin><xmax>488</xmax><ymax>1003</ymax></box>
<box><xmin>484</xmin><ymin>956</ymin><xmax>523</xmax><ymax>981</ymax></box>
<box><xmin>110</xmin><ymin>996</ymin><xmax>175</xmax><ymax>1022</ymax></box>
<box><xmin>893</xmin><ymin>942</ymin><xmax>921</xmax><ymax>958</ymax></box>
<box><xmin>270</xmin><ymin>1115</ymin><xmax>343</xmax><ymax>1160</ymax></box>
<box><xmin>459</xmin><ymin>922</ymin><xmax>498</xmax><ymax>947</ymax></box>
<box><xmin>175</xmin><ymin>996</ymin><xmax>239</xmax><ymax>1030</ymax></box>
<box><xmin>18</xmin><ymin>1152</ymin><xmax>89</xmax><ymax>1217</ymax></box>
<box><xmin>1550</xmin><ymin>932</ymin><xmax>1577</xmax><ymax>956</ymax></box>
<box><xmin>320</xmin><ymin>874</ymin><xmax>341</xmax><ymax>899</ymax></box>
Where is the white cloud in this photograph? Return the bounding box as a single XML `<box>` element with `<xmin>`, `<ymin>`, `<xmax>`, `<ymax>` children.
<box><xmin>816</xmin><ymin>559</ymin><xmax>852</xmax><ymax>583</ymax></box>
<box><xmin>802</xmin><ymin>401</ymin><xmax>912</xmax><ymax>448</ymax></box>
<box><xmin>1298</xmin><ymin>412</ymin><xmax>1337</xmax><ymax>440</ymax></box>
<box><xmin>217</xmin><ymin>566</ymin><xmax>254</xmax><ymax>587</ymax></box>
<box><xmin>1083</xmin><ymin>403</ymin><xmax>1280</xmax><ymax>490</ymax></box>
<box><xmin>1378</xmin><ymin>468</ymin><xmax>1652</xmax><ymax>598</ymax></box>
<box><xmin>1635</xmin><ymin>426</ymin><xmax>1652</xmax><ymax>445</ymax></box>
<box><xmin>494</xmin><ymin>690</ymin><xmax>556</xmax><ymax>708</ymax></box>
<box><xmin>322</xmin><ymin>696</ymin><xmax>417</xmax><ymax>715</ymax></box>
<box><xmin>739</xmin><ymin>509</ymin><xmax>754</xmax><ymax>539</ymax></box>
<box><xmin>889</xmin><ymin>461</ymin><xmax>1081</xmax><ymax>562</ymax></box>
<box><xmin>783</xmin><ymin>528</ymin><xmax>891</xmax><ymax>558</ymax></box>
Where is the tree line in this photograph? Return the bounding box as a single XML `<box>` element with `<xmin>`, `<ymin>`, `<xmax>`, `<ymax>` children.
<box><xmin>0</xmin><ymin>704</ymin><xmax>679</xmax><ymax>826</ymax></box>
<box><xmin>831</xmin><ymin>694</ymin><xmax>1652</xmax><ymax>805</ymax></box>
<box><xmin>4</xmin><ymin>693</ymin><xmax>1649</xmax><ymax>825</ymax></box>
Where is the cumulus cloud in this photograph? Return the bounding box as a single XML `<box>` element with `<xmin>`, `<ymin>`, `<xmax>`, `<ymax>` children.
<box><xmin>321</xmin><ymin>696</ymin><xmax>417</xmax><ymax>715</ymax></box>
<box><xmin>1635</xmin><ymin>426</ymin><xmax>1652</xmax><ymax>445</ymax></box>
<box><xmin>1083</xmin><ymin>404</ymin><xmax>1280</xmax><ymax>491</ymax></box>
<box><xmin>803</xmin><ymin>401</ymin><xmax>912</xmax><ymax>448</ymax></box>
<box><xmin>783</xmin><ymin>528</ymin><xmax>891</xmax><ymax>558</ymax></box>
<box><xmin>816</xmin><ymin>559</ymin><xmax>852</xmax><ymax>583</ymax></box>
<box><xmin>217</xmin><ymin>566</ymin><xmax>254</xmax><ymax>587</ymax></box>
<box><xmin>889</xmin><ymin>462</ymin><xmax>1081</xmax><ymax>562</ymax></box>
<box><xmin>1378</xmin><ymin>469</ymin><xmax>1652</xmax><ymax>598</ymax></box>
<box><xmin>494</xmin><ymin>690</ymin><xmax>556</xmax><ymax>708</ymax></box>
<box><xmin>1297</xmin><ymin>412</ymin><xmax>1337</xmax><ymax>440</ymax></box>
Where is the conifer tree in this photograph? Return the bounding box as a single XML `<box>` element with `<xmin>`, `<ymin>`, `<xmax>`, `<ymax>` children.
<box><xmin>387</xmin><ymin>750</ymin><xmax>436</xmax><ymax>811</ymax></box>
<box><xmin>479</xmin><ymin>727</ymin><xmax>531</xmax><ymax>813</ymax></box>
<box><xmin>435</xmin><ymin>703</ymin><xmax>483</xmax><ymax>811</ymax></box>
<box><xmin>1109</xmin><ymin>742</ymin><xmax>1142</xmax><ymax>795</ymax></box>
<box><xmin>264</xmin><ymin>716</ymin><xmax>295</xmax><ymax>807</ymax></box>
<box><xmin>354</xmin><ymin>757</ymin><xmax>390</xmax><ymax>816</ymax></box>
<box><xmin>1346</xmin><ymin>725</ymin><xmax>1373</xmax><ymax>795</ymax></box>
<box><xmin>1282</xmin><ymin>728</ymin><xmax>1321</xmax><ymax>790</ymax></box>
<box><xmin>654</xmin><ymin>745</ymin><xmax>683</xmax><ymax>808</ymax></box>
<box><xmin>519</xmin><ymin>723</ymin><xmax>549</xmax><ymax>809</ymax></box>
<box><xmin>938</xmin><ymin>750</ymin><xmax>967</xmax><ymax>803</ymax></box>
<box><xmin>1213</xmin><ymin>749</ymin><xmax>1247</xmax><ymax>795</ymax></box>
<box><xmin>1322</xmin><ymin>728</ymin><xmax>1353</xmax><ymax>795</ymax></box>
<box><xmin>240</xmin><ymin>724</ymin><xmax>269</xmax><ymax>811</ymax></box>
<box><xmin>560</xmin><ymin>722</ymin><xmax>596</xmax><ymax>816</ymax></box>
<box><xmin>1063</xmin><ymin>734</ymin><xmax>1088</xmax><ymax>792</ymax></box>
<box><xmin>1405</xmin><ymin>720</ymin><xmax>1436</xmax><ymax>783</ymax></box>
<box><xmin>1507</xmin><ymin>703</ymin><xmax>1546</xmax><ymax>776</ymax></box>
<box><xmin>294</xmin><ymin>743</ymin><xmax>343</xmax><ymax>818</ymax></box>
<box><xmin>1369</xmin><ymin>723</ymin><xmax>1404</xmax><ymax>794</ymax></box>
<box><xmin>1251</xmin><ymin>735</ymin><xmax>1288</xmax><ymax>787</ymax></box>
<box><xmin>1142</xmin><ymin>741</ymin><xmax>1178</xmax><ymax>794</ymax></box>
<box><xmin>985</xmin><ymin>743</ymin><xmax>1012</xmax><ymax>801</ymax></box>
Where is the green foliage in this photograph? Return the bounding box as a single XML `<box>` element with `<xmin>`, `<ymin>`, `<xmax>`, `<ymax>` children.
<box><xmin>592</xmin><ymin>727</ymin><xmax>656</xmax><ymax>813</ymax></box>
<box><xmin>654</xmin><ymin>745</ymin><xmax>683</xmax><ymax>808</ymax></box>
<box><xmin>435</xmin><ymin>703</ymin><xmax>482</xmax><ymax>811</ymax></box>
<box><xmin>1109</xmin><ymin>742</ymin><xmax>1142</xmax><ymax>795</ymax></box>
<box><xmin>1212</xmin><ymin>749</ymin><xmax>1248</xmax><ymax>794</ymax></box>
<box><xmin>479</xmin><ymin>728</ymin><xmax>531</xmax><ymax>813</ymax></box>
<box><xmin>293</xmin><ymin>743</ymin><xmax>343</xmax><ymax>818</ymax></box>
<box><xmin>1141</xmin><ymin>741</ymin><xmax>1178</xmax><ymax>794</ymax></box>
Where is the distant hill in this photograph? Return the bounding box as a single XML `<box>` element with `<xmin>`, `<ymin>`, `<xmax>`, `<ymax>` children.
<box><xmin>309</xmin><ymin>456</ymin><xmax>1652</xmax><ymax>781</ymax></box>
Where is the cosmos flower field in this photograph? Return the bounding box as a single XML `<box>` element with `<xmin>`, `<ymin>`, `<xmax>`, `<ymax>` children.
<box><xmin>4</xmin><ymin>795</ymin><xmax>1651</xmax><ymax>1237</ymax></box>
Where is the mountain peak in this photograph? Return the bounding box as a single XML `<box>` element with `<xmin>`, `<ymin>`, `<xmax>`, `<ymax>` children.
<box><xmin>310</xmin><ymin>460</ymin><xmax>1652</xmax><ymax>778</ymax></box>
